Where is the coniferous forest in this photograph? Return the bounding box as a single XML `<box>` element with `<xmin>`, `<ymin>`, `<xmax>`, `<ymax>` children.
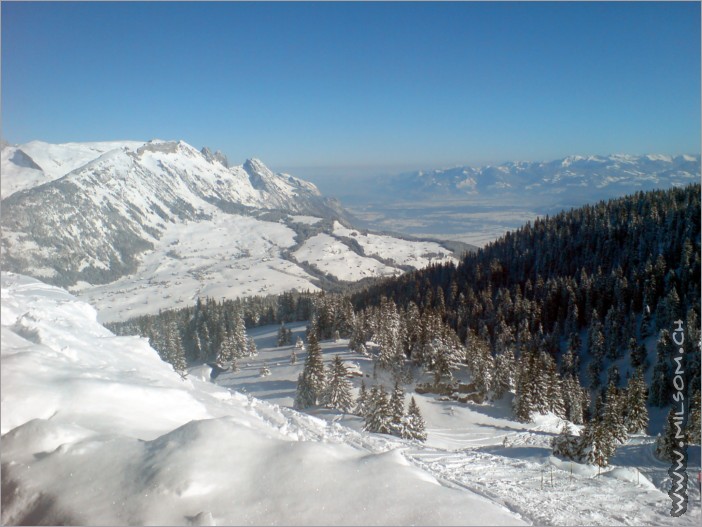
<box><xmin>109</xmin><ymin>184</ymin><xmax>701</xmax><ymax>465</ymax></box>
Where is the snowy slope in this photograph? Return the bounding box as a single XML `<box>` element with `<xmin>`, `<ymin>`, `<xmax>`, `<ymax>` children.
<box><xmin>333</xmin><ymin>221</ymin><xmax>456</xmax><ymax>269</ymax></box>
<box><xmin>0</xmin><ymin>273</ymin><xmax>525</xmax><ymax>526</ymax></box>
<box><xmin>293</xmin><ymin>232</ymin><xmax>403</xmax><ymax>282</ymax></box>
<box><xmin>72</xmin><ymin>211</ymin><xmax>323</xmax><ymax>323</ymax></box>
<box><xmin>0</xmin><ymin>140</ymin><xmax>146</xmax><ymax>199</ymax></box>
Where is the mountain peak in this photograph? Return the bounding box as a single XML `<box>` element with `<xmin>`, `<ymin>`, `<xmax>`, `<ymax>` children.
<box><xmin>243</xmin><ymin>157</ymin><xmax>270</xmax><ymax>173</ymax></box>
<box><xmin>201</xmin><ymin>146</ymin><xmax>229</xmax><ymax>168</ymax></box>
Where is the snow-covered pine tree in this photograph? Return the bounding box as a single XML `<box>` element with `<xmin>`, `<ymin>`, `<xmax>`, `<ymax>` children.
<box><xmin>169</xmin><ymin>333</ymin><xmax>188</xmax><ymax>379</ymax></box>
<box><xmin>231</xmin><ymin>306</ymin><xmax>248</xmax><ymax>358</ymax></box>
<box><xmin>295</xmin><ymin>336</ymin><xmax>304</xmax><ymax>350</ymax></box>
<box><xmin>247</xmin><ymin>337</ymin><xmax>258</xmax><ymax>357</ymax></box>
<box><xmin>552</xmin><ymin>421</ymin><xmax>579</xmax><ymax>460</ymax></box>
<box><xmin>402</xmin><ymin>396</ymin><xmax>427</xmax><ymax>442</ymax></box>
<box><xmin>389</xmin><ymin>381</ymin><xmax>406</xmax><ymax>437</ymax></box>
<box><xmin>602</xmin><ymin>382</ymin><xmax>628</xmax><ymax>446</ymax></box>
<box><xmin>290</xmin><ymin>348</ymin><xmax>298</xmax><ymax>365</ymax></box>
<box><xmin>543</xmin><ymin>352</ymin><xmax>566</xmax><ymax>418</ymax></box>
<box><xmin>465</xmin><ymin>328</ymin><xmax>493</xmax><ymax>398</ymax></box>
<box><xmin>294</xmin><ymin>372</ymin><xmax>315</xmax><ymax>409</ymax></box>
<box><xmin>259</xmin><ymin>360</ymin><xmax>271</xmax><ymax>377</ymax></box>
<box><xmin>294</xmin><ymin>330</ymin><xmax>326</xmax><ymax>409</ymax></box>
<box><xmin>324</xmin><ymin>355</ymin><xmax>353</xmax><ymax>412</ymax></box>
<box><xmin>364</xmin><ymin>385</ymin><xmax>392</xmax><ymax>434</ymax></box>
<box><xmin>216</xmin><ymin>332</ymin><xmax>236</xmax><ymax>368</ymax></box>
<box><xmin>578</xmin><ymin>415</ymin><xmax>615</xmax><ymax>467</ymax></box>
<box><xmin>492</xmin><ymin>347</ymin><xmax>515</xmax><ymax>400</ymax></box>
<box><xmin>354</xmin><ymin>380</ymin><xmax>369</xmax><ymax>417</ymax></box>
<box><xmin>530</xmin><ymin>351</ymin><xmax>552</xmax><ymax>415</ymax></box>
<box><xmin>562</xmin><ymin>374</ymin><xmax>585</xmax><ymax>424</ymax></box>
<box><xmin>513</xmin><ymin>349</ymin><xmax>537</xmax><ymax>423</ymax></box>
<box><xmin>624</xmin><ymin>368</ymin><xmax>649</xmax><ymax>434</ymax></box>
<box><xmin>376</xmin><ymin>298</ymin><xmax>404</xmax><ymax>372</ymax></box>
<box><xmin>277</xmin><ymin>323</ymin><xmax>292</xmax><ymax>346</ymax></box>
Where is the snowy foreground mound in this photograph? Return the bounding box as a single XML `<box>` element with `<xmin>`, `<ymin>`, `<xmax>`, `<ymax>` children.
<box><xmin>0</xmin><ymin>273</ymin><xmax>521</xmax><ymax>526</ymax></box>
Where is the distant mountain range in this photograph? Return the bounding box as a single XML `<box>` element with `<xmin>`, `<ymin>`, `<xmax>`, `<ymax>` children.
<box><xmin>377</xmin><ymin>154</ymin><xmax>700</xmax><ymax>204</ymax></box>
<box><xmin>0</xmin><ymin>139</ymin><xmax>460</xmax><ymax>321</ymax></box>
<box><xmin>337</xmin><ymin>153</ymin><xmax>700</xmax><ymax>248</ymax></box>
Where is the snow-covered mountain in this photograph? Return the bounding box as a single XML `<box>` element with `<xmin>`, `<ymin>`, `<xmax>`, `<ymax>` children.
<box><xmin>0</xmin><ymin>272</ymin><xmax>523</xmax><ymax>526</ymax></box>
<box><xmin>0</xmin><ymin>140</ymin><xmax>458</xmax><ymax>321</ymax></box>
<box><xmin>381</xmin><ymin>154</ymin><xmax>701</xmax><ymax>202</ymax></box>
<box><xmin>1</xmin><ymin>139</ymin><xmax>147</xmax><ymax>199</ymax></box>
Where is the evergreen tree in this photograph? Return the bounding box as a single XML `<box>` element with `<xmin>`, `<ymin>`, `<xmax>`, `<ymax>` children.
<box><xmin>624</xmin><ymin>368</ymin><xmax>649</xmax><ymax>434</ymax></box>
<box><xmin>169</xmin><ymin>335</ymin><xmax>188</xmax><ymax>379</ymax></box>
<box><xmin>602</xmin><ymin>382</ymin><xmax>628</xmax><ymax>446</ymax></box>
<box><xmin>543</xmin><ymin>352</ymin><xmax>566</xmax><ymax>417</ymax></box>
<box><xmin>295</xmin><ymin>372</ymin><xmax>315</xmax><ymax>409</ymax></box>
<box><xmin>389</xmin><ymin>381</ymin><xmax>406</xmax><ymax>436</ymax></box>
<box><xmin>465</xmin><ymin>328</ymin><xmax>492</xmax><ymax>398</ymax></box>
<box><xmin>294</xmin><ymin>330</ymin><xmax>326</xmax><ymax>409</ymax></box>
<box><xmin>216</xmin><ymin>333</ymin><xmax>237</xmax><ymax>368</ymax></box>
<box><xmin>230</xmin><ymin>307</ymin><xmax>248</xmax><ymax>357</ymax></box>
<box><xmin>552</xmin><ymin>421</ymin><xmax>579</xmax><ymax>460</ymax></box>
<box><xmin>402</xmin><ymin>397</ymin><xmax>427</xmax><ymax>442</ymax></box>
<box><xmin>247</xmin><ymin>337</ymin><xmax>258</xmax><ymax>357</ymax></box>
<box><xmin>277</xmin><ymin>323</ymin><xmax>292</xmax><ymax>346</ymax></box>
<box><xmin>290</xmin><ymin>349</ymin><xmax>298</xmax><ymax>365</ymax></box>
<box><xmin>364</xmin><ymin>385</ymin><xmax>392</xmax><ymax>434</ymax></box>
<box><xmin>324</xmin><ymin>355</ymin><xmax>353</xmax><ymax>412</ymax></box>
<box><xmin>492</xmin><ymin>348</ymin><xmax>515</xmax><ymax>400</ymax></box>
<box><xmin>578</xmin><ymin>412</ymin><xmax>616</xmax><ymax>467</ymax></box>
<box><xmin>259</xmin><ymin>360</ymin><xmax>271</xmax><ymax>377</ymax></box>
<box><xmin>514</xmin><ymin>349</ymin><xmax>538</xmax><ymax>422</ymax></box>
<box><xmin>562</xmin><ymin>374</ymin><xmax>586</xmax><ymax>425</ymax></box>
<box><xmin>376</xmin><ymin>299</ymin><xmax>404</xmax><ymax>372</ymax></box>
<box><xmin>432</xmin><ymin>328</ymin><xmax>464</xmax><ymax>386</ymax></box>
<box><xmin>354</xmin><ymin>380</ymin><xmax>369</xmax><ymax>417</ymax></box>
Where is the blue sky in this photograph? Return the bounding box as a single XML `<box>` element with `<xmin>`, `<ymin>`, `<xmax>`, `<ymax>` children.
<box><xmin>2</xmin><ymin>1</ymin><xmax>700</xmax><ymax>177</ymax></box>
